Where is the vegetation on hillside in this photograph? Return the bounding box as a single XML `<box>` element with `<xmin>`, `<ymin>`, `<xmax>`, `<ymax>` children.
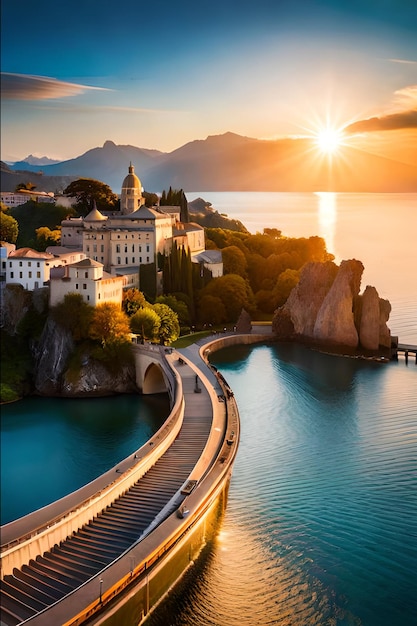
<box><xmin>9</xmin><ymin>200</ymin><xmax>77</xmax><ymax>248</ymax></box>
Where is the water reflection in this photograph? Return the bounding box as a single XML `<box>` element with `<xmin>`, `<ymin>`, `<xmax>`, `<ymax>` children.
<box><xmin>316</xmin><ymin>191</ymin><xmax>336</xmax><ymax>256</ymax></box>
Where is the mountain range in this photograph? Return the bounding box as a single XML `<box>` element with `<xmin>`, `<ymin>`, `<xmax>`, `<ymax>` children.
<box><xmin>2</xmin><ymin>133</ymin><xmax>417</xmax><ymax>194</ymax></box>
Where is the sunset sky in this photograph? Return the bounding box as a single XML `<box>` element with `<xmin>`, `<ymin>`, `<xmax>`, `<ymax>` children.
<box><xmin>1</xmin><ymin>0</ymin><xmax>416</xmax><ymax>163</ymax></box>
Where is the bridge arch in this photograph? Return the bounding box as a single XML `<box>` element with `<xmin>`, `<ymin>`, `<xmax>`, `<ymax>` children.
<box><xmin>143</xmin><ymin>362</ymin><xmax>167</xmax><ymax>394</ymax></box>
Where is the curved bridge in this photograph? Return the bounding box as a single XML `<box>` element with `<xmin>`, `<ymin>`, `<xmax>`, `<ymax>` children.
<box><xmin>0</xmin><ymin>338</ymin><xmax>246</xmax><ymax>626</ymax></box>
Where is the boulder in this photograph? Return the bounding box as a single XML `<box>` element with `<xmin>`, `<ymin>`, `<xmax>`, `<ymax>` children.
<box><xmin>359</xmin><ymin>286</ymin><xmax>381</xmax><ymax>350</ymax></box>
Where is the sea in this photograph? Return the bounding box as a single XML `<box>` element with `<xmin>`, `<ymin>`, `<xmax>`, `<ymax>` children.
<box><xmin>1</xmin><ymin>192</ymin><xmax>416</xmax><ymax>626</ymax></box>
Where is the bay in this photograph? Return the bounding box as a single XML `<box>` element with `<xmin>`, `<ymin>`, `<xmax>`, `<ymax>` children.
<box><xmin>188</xmin><ymin>192</ymin><xmax>417</xmax><ymax>344</ymax></box>
<box><xmin>0</xmin><ymin>394</ymin><xmax>169</xmax><ymax>525</ymax></box>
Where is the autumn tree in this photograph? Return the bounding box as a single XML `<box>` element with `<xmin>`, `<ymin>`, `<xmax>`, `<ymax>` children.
<box><xmin>35</xmin><ymin>226</ymin><xmax>61</xmax><ymax>250</ymax></box>
<box><xmin>221</xmin><ymin>245</ymin><xmax>248</xmax><ymax>277</ymax></box>
<box><xmin>272</xmin><ymin>269</ymin><xmax>300</xmax><ymax>307</ymax></box>
<box><xmin>122</xmin><ymin>288</ymin><xmax>147</xmax><ymax>316</ymax></box>
<box><xmin>155</xmin><ymin>295</ymin><xmax>190</xmax><ymax>327</ymax></box>
<box><xmin>197</xmin><ymin>294</ymin><xmax>227</xmax><ymax>325</ymax></box>
<box><xmin>63</xmin><ymin>178</ymin><xmax>118</xmax><ymax>215</ymax></box>
<box><xmin>0</xmin><ymin>211</ymin><xmax>18</xmax><ymax>243</ymax></box>
<box><xmin>89</xmin><ymin>303</ymin><xmax>131</xmax><ymax>346</ymax></box>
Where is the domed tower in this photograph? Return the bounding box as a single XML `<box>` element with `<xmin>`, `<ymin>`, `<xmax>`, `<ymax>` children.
<box><xmin>120</xmin><ymin>163</ymin><xmax>144</xmax><ymax>215</ymax></box>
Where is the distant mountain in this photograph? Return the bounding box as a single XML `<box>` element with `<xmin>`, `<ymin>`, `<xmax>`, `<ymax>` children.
<box><xmin>4</xmin><ymin>133</ymin><xmax>417</xmax><ymax>194</ymax></box>
<box><xmin>0</xmin><ymin>161</ymin><xmax>76</xmax><ymax>194</ymax></box>
<box><xmin>11</xmin><ymin>155</ymin><xmax>62</xmax><ymax>170</ymax></box>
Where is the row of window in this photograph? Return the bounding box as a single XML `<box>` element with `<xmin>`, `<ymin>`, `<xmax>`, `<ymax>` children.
<box><xmin>9</xmin><ymin>261</ymin><xmax>41</xmax><ymax>267</ymax></box>
<box><xmin>115</xmin><ymin>257</ymin><xmax>150</xmax><ymax>264</ymax></box>
<box><xmin>9</xmin><ymin>271</ymin><xmax>41</xmax><ymax>279</ymax></box>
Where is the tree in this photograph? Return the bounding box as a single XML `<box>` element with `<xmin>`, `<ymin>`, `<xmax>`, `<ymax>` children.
<box><xmin>221</xmin><ymin>245</ymin><xmax>247</xmax><ymax>277</ymax></box>
<box><xmin>51</xmin><ymin>293</ymin><xmax>94</xmax><ymax>341</ymax></box>
<box><xmin>155</xmin><ymin>295</ymin><xmax>190</xmax><ymax>326</ymax></box>
<box><xmin>272</xmin><ymin>269</ymin><xmax>300</xmax><ymax>307</ymax></box>
<box><xmin>15</xmin><ymin>182</ymin><xmax>36</xmax><ymax>192</ymax></box>
<box><xmin>89</xmin><ymin>303</ymin><xmax>131</xmax><ymax>346</ymax></box>
<box><xmin>0</xmin><ymin>211</ymin><xmax>19</xmax><ymax>243</ymax></box>
<box><xmin>197</xmin><ymin>294</ymin><xmax>227</xmax><ymax>325</ymax></box>
<box><xmin>122</xmin><ymin>288</ymin><xmax>147</xmax><ymax>316</ymax></box>
<box><xmin>63</xmin><ymin>178</ymin><xmax>118</xmax><ymax>215</ymax></box>
<box><xmin>152</xmin><ymin>303</ymin><xmax>180</xmax><ymax>345</ymax></box>
<box><xmin>130</xmin><ymin>307</ymin><xmax>160</xmax><ymax>342</ymax></box>
<box><xmin>200</xmin><ymin>274</ymin><xmax>256</xmax><ymax>322</ymax></box>
<box><xmin>35</xmin><ymin>226</ymin><xmax>61</xmax><ymax>250</ymax></box>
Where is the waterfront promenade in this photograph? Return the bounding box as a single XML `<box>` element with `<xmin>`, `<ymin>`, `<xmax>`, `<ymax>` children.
<box><xmin>0</xmin><ymin>338</ymin><xmax>244</xmax><ymax>626</ymax></box>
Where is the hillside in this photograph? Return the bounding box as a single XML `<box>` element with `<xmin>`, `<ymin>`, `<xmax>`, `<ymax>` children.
<box><xmin>4</xmin><ymin>133</ymin><xmax>417</xmax><ymax>193</ymax></box>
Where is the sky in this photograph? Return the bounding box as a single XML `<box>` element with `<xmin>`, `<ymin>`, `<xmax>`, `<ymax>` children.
<box><xmin>1</xmin><ymin>0</ymin><xmax>417</xmax><ymax>162</ymax></box>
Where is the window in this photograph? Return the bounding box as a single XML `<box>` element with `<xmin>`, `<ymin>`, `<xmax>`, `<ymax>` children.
<box><xmin>19</xmin><ymin>261</ymin><xmax>22</xmax><ymax>267</ymax></box>
<box><xmin>132</xmin><ymin>245</ymin><xmax>135</xmax><ymax>252</ymax></box>
<box><xmin>75</xmin><ymin>283</ymin><xmax>79</xmax><ymax>289</ymax></box>
<box><xmin>37</xmin><ymin>271</ymin><xmax>41</xmax><ymax>278</ymax></box>
<box><xmin>28</xmin><ymin>261</ymin><xmax>31</xmax><ymax>267</ymax></box>
<box><xmin>139</xmin><ymin>245</ymin><xmax>142</xmax><ymax>253</ymax></box>
<box><xmin>19</xmin><ymin>272</ymin><xmax>23</xmax><ymax>278</ymax></box>
<box><xmin>83</xmin><ymin>284</ymin><xmax>87</xmax><ymax>290</ymax></box>
<box><xmin>85</xmin><ymin>272</ymin><xmax>88</xmax><ymax>278</ymax></box>
<box><xmin>124</xmin><ymin>245</ymin><xmax>128</xmax><ymax>253</ymax></box>
<box><xmin>93</xmin><ymin>245</ymin><xmax>97</xmax><ymax>253</ymax></box>
<box><xmin>146</xmin><ymin>257</ymin><xmax>150</xmax><ymax>263</ymax></box>
<box><xmin>9</xmin><ymin>261</ymin><xmax>12</xmax><ymax>267</ymax></box>
<box><xmin>10</xmin><ymin>271</ymin><xmax>14</xmax><ymax>278</ymax></box>
<box><xmin>116</xmin><ymin>244</ymin><xmax>120</xmax><ymax>253</ymax></box>
<box><xmin>28</xmin><ymin>271</ymin><xmax>32</xmax><ymax>278</ymax></box>
<box><xmin>146</xmin><ymin>245</ymin><xmax>150</xmax><ymax>252</ymax></box>
<box><xmin>87</xmin><ymin>295</ymin><xmax>90</xmax><ymax>301</ymax></box>
<box><xmin>101</xmin><ymin>245</ymin><xmax>104</xmax><ymax>253</ymax></box>
<box><xmin>132</xmin><ymin>257</ymin><xmax>135</xmax><ymax>263</ymax></box>
<box><xmin>139</xmin><ymin>257</ymin><xmax>142</xmax><ymax>263</ymax></box>
<box><xmin>125</xmin><ymin>257</ymin><xmax>128</xmax><ymax>264</ymax></box>
<box><xmin>86</xmin><ymin>245</ymin><xmax>90</xmax><ymax>252</ymax></box>
<box><xmin>117</xmin><ymin>257</ymin><xmax>121</xmax><ymax>265</ymax></box>
<box><xmin>37</xmin><ymin>262</ymin><xmax>40</xmax><ymax>267</ymax></box>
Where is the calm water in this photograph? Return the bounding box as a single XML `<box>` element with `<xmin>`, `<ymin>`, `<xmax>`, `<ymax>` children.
<box><xmin>188</xmin><ymin>192</ymin><xmax>417</xmax><ymax>344</ymax></box>
<box><xmin>149</xmin><ymin>343</ymin><xmax>417</xmax><ymax>626</ymax></box>
<box><xmin>0</xmin><ymin>394</ymin><xmax>169</xmax><ymax>524</ymax></box>
<box><xmin>1</xmin><ymin>193</ymin><xmax>416</xmax><ymax>625</ymax></box>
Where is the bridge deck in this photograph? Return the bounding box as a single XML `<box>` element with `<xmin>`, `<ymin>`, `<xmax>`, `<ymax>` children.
<box><xmin>0</xmin><ymin>361</ymin><xmax>218</xmax><ymax>626</ymax></box>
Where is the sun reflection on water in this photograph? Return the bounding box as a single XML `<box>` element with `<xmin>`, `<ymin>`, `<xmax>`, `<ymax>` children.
<box><xmin>316</xmin><ymin>191</ymin><xmax>337</xmax><ymax>257</ymax></box>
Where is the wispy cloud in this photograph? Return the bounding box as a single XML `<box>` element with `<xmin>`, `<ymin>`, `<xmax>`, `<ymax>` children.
<box><xmin>345</xmin><ymin>85</ymin><xmax>417</xmax><ymax>134</ymax></box>
<box><xmin>0</xmin><ymin>73</ymin><xmax>110</xmax><ymax>100</ymax></box>
<box><xmin>388</xmin><ymin>58</ymin><xmax>417</xmax><ymax>65</ymax></box>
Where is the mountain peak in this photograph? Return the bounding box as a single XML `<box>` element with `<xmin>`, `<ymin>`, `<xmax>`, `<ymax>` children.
<box><xmin>103</xmin><ymin>140</ymin><xmax>117</xmax><ymax>149</ymax></box>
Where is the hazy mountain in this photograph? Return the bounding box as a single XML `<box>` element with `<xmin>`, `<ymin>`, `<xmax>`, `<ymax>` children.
<box><xmin>11</xmin><ymin>155</ymin><xmax>62</xmax><ymax>170</ymax></box>
<box><xmin>1</xmin><ymin>161</ymin><xmax>76</xmax><ymax>194</ymax></box>
<box><xmin>4</xmin><ymin>133</ymin><xmax>417</xmax><ymax>194</ymax></box>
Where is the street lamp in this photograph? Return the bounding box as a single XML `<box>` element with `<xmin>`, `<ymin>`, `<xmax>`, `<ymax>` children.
<box><xmin>99</xmin><ymin>578</ymin><xmax>103</xmax><ymax>603</ymax></box>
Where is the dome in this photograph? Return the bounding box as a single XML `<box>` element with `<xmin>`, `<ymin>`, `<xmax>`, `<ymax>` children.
<box><xmin>121</xmin><ymin>163</ymin><xmax>142</xmax><ymax>190</ymax></box>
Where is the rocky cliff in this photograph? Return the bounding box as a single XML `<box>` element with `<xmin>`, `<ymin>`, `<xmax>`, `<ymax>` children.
<box><xmin>34</xmin><ymin>318</ymin><xmax>137</xmax><ymax>397</ymax></box>
<box><xmin>272</xmin><ymin>259</ymin><xmax>391</xmax><ymax>353</ymax></box>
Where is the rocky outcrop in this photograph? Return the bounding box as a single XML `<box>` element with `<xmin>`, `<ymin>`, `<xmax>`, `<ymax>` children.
<box><xmin>272</xmin><ymin>259</ymin><xmax>391</xmax><ymax>353</ymax></box>
<box><xmin>34</xmin><ymin>318</ymin><xmax>137</xmax><ymax>396</ymax></box>
<box><xmin>236</xmin><ymin>308</ymin><xmax>252</xmax><ymax>333</ymax></box>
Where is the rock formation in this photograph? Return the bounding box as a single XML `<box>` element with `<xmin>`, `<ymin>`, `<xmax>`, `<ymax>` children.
<box><xmin>34</xmin><ymin>317</ymin><xmax>137</xmax><ymax>396</ymax></box>
<box><xmin>272</xmin><ymin>259</ymin><xmax>391</xmax><ymax>353</ymax></box>
<box><xmin>236</xmin><ymin>308</ymin><xmax>252</xmax><ymax>333</ymax></box>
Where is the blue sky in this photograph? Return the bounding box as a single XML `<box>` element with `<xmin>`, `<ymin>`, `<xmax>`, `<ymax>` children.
<box><xmin>1</xmin><ymin>0</ymin><xmax>416</xmax><ymax>161</ymax></box>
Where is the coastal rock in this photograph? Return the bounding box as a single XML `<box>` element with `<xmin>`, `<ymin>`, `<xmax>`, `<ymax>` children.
<box><xmin>281</xmin><ymin>261</ymin><xmax>338</xmax><ymax>336</ymax></box>
<box><xmin>313</xmin><ymin>259</ymin><xmax>363</xmax><ymax>347</ymax></box>
<box><xmin>236</xmin><ymin>308</ymin><xmax>252</xmax><ymax>333</ymax></box>
<box><xmin>272</xmin><ymin>258</ymin><xmax>391</xmax><ymax>353</ymax></box>
<box><xmin>61</xmin><ymin>358</ymin><xmax>137</xmax><ymax>397</ymax></box>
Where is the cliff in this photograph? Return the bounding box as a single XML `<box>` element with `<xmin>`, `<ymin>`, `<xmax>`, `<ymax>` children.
<box><xmin>33</xmin><ymin>318</ymin><xmax>137</xmax><ymax>397</ymax></box>
<box><xmin>272</xmin><ymin>259</ymin><xmax>391</xmax><ymax>354</ymax></box>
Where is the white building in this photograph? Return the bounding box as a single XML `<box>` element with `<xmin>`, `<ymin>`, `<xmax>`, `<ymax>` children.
<box><xmin>49</xmin><ymin>258</ymin><xmax>124</xmax><ymax>307</ymax></box>
<box><xmin>0</xmin><ymin>191</ymin><xmax>55</xmax><ymax>207</ymax></box>
<box><xmin>4</xmin><ymin>247</ymin><xmax>86</xmax><ymax>291</ymax></box>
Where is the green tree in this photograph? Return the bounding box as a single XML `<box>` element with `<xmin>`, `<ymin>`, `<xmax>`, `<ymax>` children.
<box><xmin>155</xmin><ymin>295</ymin><xmax>190</xmax><ymax>326</ymax></box>
<box><xmin>63</xmin><ymin>178</ymin><xmax>118</xmax><ymax>215</ymax></box>
<box><xmin>0</xmin><ymin>211</ymin><xmax>19</xmax><ymax>243</ymax></box>
<box><xmin>130</xmin><ymin>307</ymin><xmax>161</xmax><ymax>342</ymax></box>
<box><xmin>221</xmin><ymin>245</ymin><xmax>247</xmax><ymax>277</ymax></box>
<box><xmin>35</xmin><ymin>226</ymin><xmax>61</xmax><ymax>250</ymax></box>
<box><xmin>197</xmin><ymin>294</ymin><xmax>227</xmax><ymax>325</ymax></box>
<box><xmin>122</xmin><ymin>288</ymin><xmax>147</xmax><ymax>316</ymax></box>
<box><xmin>152</xmin><ymin>303</ymin><xmax>180</xmax><ymax>345</ymax></box>
<box><xmin>89</xmin><ymin>303</ymin><xmax>131</xmax><ymax>346</ymax></box>
<box><xmin>51</xmin><ymin>293</ymin><xmax>94</xmax><ymax>341</ymax></box>
<box><xmin>272</xmin><ymin>269</ymin><xmax>300</xmax><ymax>307</ymax></box>
<box><xmin>200</xmin><ymin>274</ymin><xmax>256</xmax><ymax>322</ymax></box>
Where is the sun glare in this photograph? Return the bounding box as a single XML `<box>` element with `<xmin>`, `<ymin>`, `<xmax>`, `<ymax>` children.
<box><xmin>315</xmin><ymin>127</ymin><xmax>345</xmax><ymax>154</ymax></box>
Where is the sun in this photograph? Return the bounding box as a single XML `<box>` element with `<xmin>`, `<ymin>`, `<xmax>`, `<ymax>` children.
<box><xmin>315</xmin><ymin>127</ymin><xmax>345</xmax><ymax>154</ymax></box>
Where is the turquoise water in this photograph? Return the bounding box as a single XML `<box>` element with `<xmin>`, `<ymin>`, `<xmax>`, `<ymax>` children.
<box><xmin>0</xmin><ymin>394</ymin><xmax>169</xmax><ymax>524</ymax></box>
<box><xmin>149</xmin><ymin>343</ymin><xmax>417</xmax><ymax>626</ymax></box>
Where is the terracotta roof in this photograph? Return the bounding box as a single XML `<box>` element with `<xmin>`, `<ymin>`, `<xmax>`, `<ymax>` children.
<box><xmin>9</xmin><ymin>248</ymin><xmax>55</xmax><ymax>259</ymax></box>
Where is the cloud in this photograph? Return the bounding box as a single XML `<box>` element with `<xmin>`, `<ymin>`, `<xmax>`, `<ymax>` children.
<box><xmin>345</xmin><ymin>85</ymin><xmax>417</xmax><ymax>134</ymax></box>
<box><xmin>388</xmin><ymin>58</ymin><xmax>417</xmax><ymax>65</ymax></box>
<box><xmin>0</xmin><ymin>73</ymin><xmax>109</xmax><ymax>100</ymax></box>
<box><xmin>345</xmin><ymin>110</ymin><xmax>417</xmax><ymax>133</ymax></box>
